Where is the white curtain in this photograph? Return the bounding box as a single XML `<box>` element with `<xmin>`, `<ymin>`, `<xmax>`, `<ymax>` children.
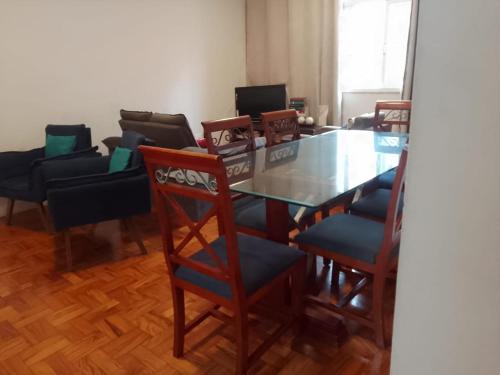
<box><xmin>246</xmin><ymin>0</ymin><xmax>341</xmax><ymax>125</ymax></box>
<box><xmin>402</xmin><ymin>0</ymin><xmax>420</xmax><ymax>100</ymax></box>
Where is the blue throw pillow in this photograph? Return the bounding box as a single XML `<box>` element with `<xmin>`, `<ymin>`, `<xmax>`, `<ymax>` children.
<box><xmin>109</xmin><ymin>147</ymin><xmax>132</xmax><ymax>173</ymax></box>
<box><xmin>45</xmin><ymin>135</ymin><xmax>77</xmax><ymax>158</ymax></box>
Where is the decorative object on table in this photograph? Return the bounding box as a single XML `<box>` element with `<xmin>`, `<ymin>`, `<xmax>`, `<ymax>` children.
<box><xmin>0</xmin><ymin>124</ymin><xmax>98</xmax><ymax>231</ymax></box>
<box><xmin>298</xmin><ymin>115</ymin><xmax>306</xmax><ymax>125</ymax></box>
<box><xmin>305</xmin><ymin>116</ymin><xmax>315</xmax><ymax>126</ymax></box>
<box><xmin>317</xmin><ymin>105</ymin><xmax>329</xmax><ymax>127</ymax></box>
<box><xmin>289</xmin><ymin>97</ymin><xmax>306</xmax><ymax>114</ymax></box>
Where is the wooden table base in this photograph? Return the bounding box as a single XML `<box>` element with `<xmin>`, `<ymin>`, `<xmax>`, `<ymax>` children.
<box><xmin>263</xmin><ymin>200</ymin><xmax>347</xmax><ymax>345</ymax></box>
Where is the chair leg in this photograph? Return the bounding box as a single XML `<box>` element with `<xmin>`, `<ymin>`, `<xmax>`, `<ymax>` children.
<box><xmin>372</xmin><ymin>274</ymin><xmax>387</xmax><ymax>348</ymax></box>
<box><xmin>291</xmin><ymin>259</ymin><xmax>307</xmax><ymax>334</ymax></box>
<box><xmin>38</xmin><ymin>203</ymin><xmax>52</xmax><ymax>232</ymax></box>
<box><xmin>63</xmin><ymin>230</ymin><xmax>73</xmax><ymax>271</ymax></box>
<box><xmin>5</xmin><ymin>199</ymin><xmax>15</xmax><ymax>225</ymax></box>
<box><xmin>321</xmin><ymin>205</ymin><xmax>329</xmax><ymax>219</ymax></box>
<box><xmin>234</xmin><ymin>311</ymin><xmax>249</xmax><ymax>375</ymax></box>
<box><xmin>123</xmin><ymin>217</ymin><xmax>148</xmax><ymax>255</ymax></box>
<box><xmin>331</xmin><ymin>263</ymin><xmax>341</xmax><ymax>298</ymax></box>
<box><xmin>172</xmin><ymin>287</ymin><xmax>185</xmax><ymax>358</ymax></box>
<box><xmin>307</xmin><ymin>254</ymin><xmax>318</xmax><ymax>287</ymax></box>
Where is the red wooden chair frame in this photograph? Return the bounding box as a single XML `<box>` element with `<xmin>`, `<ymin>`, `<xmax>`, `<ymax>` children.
<box><xmin>298</xmin><ymin>147</ymin><xmax>408</xmax><ymax>348</ymax></box>
<box><xmin>202</xmin><ymin>115</ymin><xmax>256</xmax><ymax>156</ymax></box>
<box><xmin>202</xmin><ymin>116</ymin><xmax>268</xmax><ymax>239</ymax></box>
<box><xmin>261</xmin><ymin>109</ymin><xmax>301</xmax><ymax>147</ymax></box>
<box><xmin>140</xmin><ymin>146</ymin><xmax>306</xmax><ymax>374</ymax></box>
<box><xmin>374</xmin><ymin>100</ymin><xmax>412</xmax><ymax>132</ymax></box>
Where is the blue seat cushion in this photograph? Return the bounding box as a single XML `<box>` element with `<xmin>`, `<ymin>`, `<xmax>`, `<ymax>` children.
<box><xmin>175</xmin><ymin>234</ymin><xmax>306</xmax><ymax>299</ymax></box>
<box><xmin>378</xmin><ymin>169</ymin><xmax>395</xmax><ymax>189</ymax></box>
<box><xmin>295</xmin><ymin>214</ymin><xmax>385</xmax><ymax>264</ymax></box>
<box><xmin>235</xmin><ymin>199</ymin><xmax>316</xmax><ymax>233</ymax></box>
<box><xmin>349</xmin><ymin>188</ymin><xmax>404</xmax><ymax>219</ymax></box>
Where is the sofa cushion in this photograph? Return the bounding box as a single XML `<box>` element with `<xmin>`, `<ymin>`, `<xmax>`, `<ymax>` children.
<box><xmin>120</xmin><ymin>109</ymin><xmax>152</xmax><ymax>122</ymax></box>
<box><xmin>45</xmin><ymin>135</ymin><xmax>77</xmax><ymax>158</ymax></box>
<box><xmin>45</xmin><ymin>124</ymin><xmax>90</xmax><ymax>151</ymax></box>
<box><xmin>150</xmin><ymin>113</ymin><xmax>188</xmax><ymax>126</ymax></box>
<box><xmin>118</xmin><ymin>121</ymin><xmax>197</xmax><ymax>149</ymax></box>
<box><xmin>109</xmin><ymin>147</ymin><xmax>132</xmax><ymax>173</ymax></box>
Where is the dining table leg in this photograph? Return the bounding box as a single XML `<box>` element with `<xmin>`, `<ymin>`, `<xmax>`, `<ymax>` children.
<box><xmin>265</xmin><ymin>199</ymin><xmax>289</xmax><ymax>244</ymax></box>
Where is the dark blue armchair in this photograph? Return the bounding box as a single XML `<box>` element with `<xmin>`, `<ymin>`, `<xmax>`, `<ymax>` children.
<box><xmin>0</xmin><ymin>124</ymin><xmax>98</xmax><ymax>230</ymax></box>
<box><xmin>43</xmin><ymin>131</ymin><xmax>152</xmax><ymax>270</ymax></box>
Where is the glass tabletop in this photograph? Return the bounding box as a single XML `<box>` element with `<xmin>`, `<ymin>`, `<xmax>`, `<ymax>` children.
<box><xmin>224</xmin><ymin>130</ymin><xmax>408</xmax><ymax>208</ymax></box>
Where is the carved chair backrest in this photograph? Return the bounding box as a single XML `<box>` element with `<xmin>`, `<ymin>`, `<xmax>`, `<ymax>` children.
<box><xmin>374</xmin><ymin>100</ymin><xmax>412</xmax><ymax>133</ymax></box>
<box><xmin>377</xmin><ymin>147</ymin><xmax>408</xmax><ymax>270</ymax></box>
<box><xmin>261</xmin><ymin>109</ymin><xmax>301</xmax><ymax>147</ymax></box>
<box><xmin>140</xmin><ymin>146</ymin><xmax>246</xmax><ymax>304</ymax></box>
<box><xmin>202</xmin><ymin>116</ymin><xmax>256</xmax><ymax>157</ymax></box>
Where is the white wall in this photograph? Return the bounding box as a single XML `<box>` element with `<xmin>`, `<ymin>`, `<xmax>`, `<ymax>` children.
<box><xmin>391</xmin><ymin>0</ymin><xmax>500</xmax><ymax>374</ymax></box>
<box><xmin>0</xmin><ymin>0</ymin><xmax>246</xmax><ymax>215</ymax></box>
<box><xmin>0</xmin><ymin>0</ymin><xmax>246</xmax><ymax>147</ymax></box>
<box><xmin>341</xmin><ymin>90</ymin><xmax>401</xmax><ymax>125</ymax></box>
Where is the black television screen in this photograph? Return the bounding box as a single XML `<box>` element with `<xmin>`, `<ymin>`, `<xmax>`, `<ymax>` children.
<box><xmin>235</xmin><ymin>84</ymin><xmax>287</xmax><ymax>121</ymax></box>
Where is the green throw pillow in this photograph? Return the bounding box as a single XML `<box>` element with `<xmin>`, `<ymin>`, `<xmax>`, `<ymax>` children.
<box><xmin>45</xmin><ymin>135</ymin><xmax>77</xmax><ymax>158</ymax></box>
<box><xmin>109</xmin><ymin>147</ymin><xmax>132</xmax><ymax>173</ymax></box>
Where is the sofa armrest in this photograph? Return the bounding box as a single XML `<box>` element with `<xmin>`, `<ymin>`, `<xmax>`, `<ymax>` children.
<box><xmin>0</xmin><ymin>147</ymin><xmax>44</xmax><ymax>179</ymax></box>
<box><xmin>42</xmin><ymin>156</ymin><xmax>111</xmax><ymax>183</ymax></box>
<box><xmin>102</xmin><ymin>137</ymin><xmax>121</xmax><ymax>154</ymax></box>
<box><xmin>31</xmin><ymin>146</ymin><xmax>100</xmax><ymax>168</ymax></box>
<box><xmin>45</xmin><ymin>166</ymin><xmax>146</xmax><ymax>190</ymax></box>
<box><xmin>46</xmin><ymin>172</ymin><xmax>151</xmax><ymax>231</ymax></box>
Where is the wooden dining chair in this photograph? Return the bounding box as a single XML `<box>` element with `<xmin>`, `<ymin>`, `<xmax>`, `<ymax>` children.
<box><xmin>202</xmin><ymin>115</ymin><xmax>316</xmax><ymax>240</ymax></box>
<box><xmin>374</xmin><ymin>100</ymin><xmax>412</xmax><ymax>133</ymax></box>
<box><xmin>295</xmin><ymin>147</ymin><xmax>408</xmax><ymax>348</ymax></box>
<box><xmin>261</xmin><ymin>109</ymin><xmax>301</xmax><ymax>147</ymax></box>
<box><xmin>372</xmin><ymin>100</ymin><xmax>411</xmax><ymax>191</ymax></box>
<box><xmin>140</xmin><ymin>146</ymin><xmax>307</xmax><ymax>374</ymax></box>
<box><xmin>202</xmin><ymin>115</ymin><xmax>256</xmax><ymax>156</ymax></box>
<box><xmin>202</xmin><ymin>116</ymin><xmax>267</xmax><ymax>238</ymax></box>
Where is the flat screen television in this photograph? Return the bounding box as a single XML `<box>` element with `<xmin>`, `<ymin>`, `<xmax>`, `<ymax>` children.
<box><xmin>235</xmin><ymin>84</ymin><xmax>287</xmax><ymax>121</ymax></box>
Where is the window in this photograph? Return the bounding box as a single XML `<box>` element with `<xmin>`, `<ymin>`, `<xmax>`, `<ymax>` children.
<box><xmin>340</xmin><ymin>0</ymin><xmax>412</xmax><ymax>91</ymax></box>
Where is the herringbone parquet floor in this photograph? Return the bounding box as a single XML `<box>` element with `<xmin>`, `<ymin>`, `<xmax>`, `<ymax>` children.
<box><xmin>0</xmin><ymin>209</ymin><xmax>394</xmax><ymax>374</ymax></box>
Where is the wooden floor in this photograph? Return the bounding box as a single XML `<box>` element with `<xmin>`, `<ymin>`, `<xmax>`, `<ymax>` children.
<box><xmin>0</xmin><ymin>208</ymin><xmax>395</xmax><ymax>374</ymax></box>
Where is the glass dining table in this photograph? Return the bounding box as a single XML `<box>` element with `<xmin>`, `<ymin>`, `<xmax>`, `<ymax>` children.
<box><xmin>224</xmin><ymin>129</ymin><xmax>408</xmax><ymax>243</ymax></box>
